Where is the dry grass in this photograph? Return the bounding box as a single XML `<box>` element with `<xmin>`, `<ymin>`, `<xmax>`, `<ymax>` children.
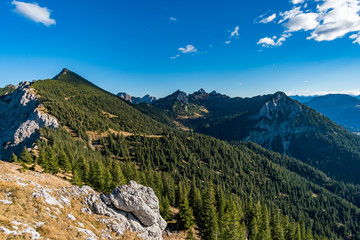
<box><xmin>0</xmin><ymin>161</ymin><xmax>118</xmax><ymax>240</ymax></box>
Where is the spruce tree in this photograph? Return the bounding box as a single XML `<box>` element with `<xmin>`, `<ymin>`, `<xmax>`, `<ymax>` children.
<box><xmin>257</xmin><ymin>205</ymin><xmax>271</xmax><ymax>240</ymax></box>
<box><xmin>179</xmin><ymin>189</ymin><xmax>195</xmax><ymax>230</ymax></box>
<box><xmin>47</xmin><ymin>148</ymin><xmax>59</xmax><ymax>174</ymax></box>
<box><xmin>220</xmin><ymin>198</ymin><xmax>246</xmax><ymax>240</ymax></box>
<box><xmin>271</xmin><ymin>209</ymin><xmax>284</xmax><ymax>240</ymax></box>
<box><xmin>200</xmin><ymin>182</ymin><xmax>218</xmax><ymax>240</ymax></box>
<box><xmin>110</xmin><ymin>162</ymin><xmax>125</xmax><ymax>189</ymax></box>
<box><xmin>10</xmin><ymin>153</ymin><xmax>18</xmax><ymax>163</ymax></box>
<box><xmin>71</xmin><ymin>168</ymin><xmax>82</xmax><ymax>186</ymax></box>
<box><xmin>160</xmin><ymin>196</ymin><xmax>172</xmax><ymax>221</ymax></box>
<box><xmin>58</xmin><ymin>151</ymin><xmax>72</xmax><ymax>172</ymax></box>
<box><xmin>20</xmin><ymin>147</ymin><xmax>33</xmax><ymax>164</ymax></box>
<box><xmin>189</xmin><ymin>176</ymin><xmax>202</xmax><ymax>219</ymax></box>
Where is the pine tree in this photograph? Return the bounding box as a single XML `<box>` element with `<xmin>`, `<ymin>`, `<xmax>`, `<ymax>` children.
<box><xmin>71</xmin><ymin>168</ymin><xmax>82</xmax><ymax>186</ymax></box>
<box><xmin>37</xmin><ymin>148</ymin><xmax>48</xmax><ymax>170</ymax></box>
<box><xmin>93</xmin><ymin>160</ymin><xmax>105</xmax><ymax>191</ymax></box>
<box><xmin>104</xmin><ymin>168</ymin><xmax>113</xmax><ymax>193</ymax></box>
<box><xmin>189</xmin><ymin>176</ymin><xmax>202</xmax><ymax>219</ymax></box>
<box><xmin>160</xmin><ymin>196</ymin><xmax>172</xmax><ymax>221</ymax></box>
<box><xmin>10</xmin><ymin>153</ymin><xmax>18</xmax><ymax>163</ymax></box>
<box><xmin>200</xmin><ymin>182</ymin><xmax>218</xmax><ymax>240</ymax></box>
<box><xmin>58</xmin><ymin>151</ymin><xmax>72</xmax><ymax>172</ymax></box>
<box><xmin>248</xmin><ymin>201</ymin><xmax>260</xmax><ymax>240</ymax></box>
<box><xmin>179</xmin><ymin>189</ymin><xmax>195</xmax><ymax>230</ymax></box>
<box><xmin>271</xmin><ymin>209</ymin><xmax>284</xmax><ymax>240</ymax></box>
<box><xmin>20</xmin><ymin>147</ymin><xmax>33</xmax><ymax>164</ymax></box>
<box><xmin>47</xmin><ymin>148</ymin><xmax>59</xmax><ymax>174</ymax></box>
<box><xmin>284</xmin><ymin>216</ymin><xmax>294</xmax><ymax>240</ymax></box>
<box><xmin>220</xmin><ymin>198</ymin><xmax>246</xmax><ymax>240</ymax></box>
<box><xmin>257</xmin><ymin>205</ymin><xmax>271</xmax><ymax>240</ymax></box>
<box><xmin>110</xmin><ymin>162</ymin><xmax>125</xmax><ymax>189</ymax></box>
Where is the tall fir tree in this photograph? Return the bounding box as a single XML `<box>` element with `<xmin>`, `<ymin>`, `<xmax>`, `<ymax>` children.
<box><xmin>179</xmin><ymin>189</ymin><xmax>195</xmax><ymax>230</ymax></box>
<box><xmin>200</xmin><ymin>182</ymin><xmax>218</xmax><ymax>240</ymax></box>
<box><xmin>20</xmin><ymin>147</ymin><xmax>33</xmax><ymax>164</ymax></box>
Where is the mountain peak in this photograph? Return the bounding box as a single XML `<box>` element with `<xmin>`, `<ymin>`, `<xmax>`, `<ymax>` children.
<box><xmin>273</xmin><ymin>91</ymin><xmax>287</xmax><ymax>98</ymax></box>
<box><xmin>53</xmin><ymin>68</ymin><xmax>72</xmax><ymax>80</ymax></box>
<box><xmin>194</xmin><ymin>88</ymin><xmax>207</xmax><ymax>94</ymax></box>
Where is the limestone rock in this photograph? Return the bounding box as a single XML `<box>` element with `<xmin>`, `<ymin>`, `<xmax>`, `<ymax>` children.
<box><xmin>0</xmin><ymin>81</ymin><xmax>59</xmax><ymax>160</ymax></box>
<box><xmin>84</xmin><ymin>181</ymin><xmax>167</xmax><ymax>240</ymax></box>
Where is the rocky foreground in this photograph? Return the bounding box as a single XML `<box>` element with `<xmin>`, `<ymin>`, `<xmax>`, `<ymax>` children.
<box><xmin>0</xmin><ymin>162</ymin><xmax>167</xmax><ymax>240</ymax></box>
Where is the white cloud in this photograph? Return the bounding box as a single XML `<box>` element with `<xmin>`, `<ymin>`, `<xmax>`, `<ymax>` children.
<box><xmin>11</xmin><ymin>0</ymin><xmax>56</xmax><ymax>26</ymax></box>
<box><xmin>170</xmin><ymin>54</ymin><xmax>180</xmax><ymax>59</ymax></box>
<box><xmin>169</xmin><ymin>17</ymin><xmax>177</xmax><ymax>22</ymax></box>
<box><xmin>292</xmin><ymin>0</ymin><xmax>305</xmax><ymax>4</ymax></box>
<box><xmin>258</xmin><ymin>37</ymin><xmax>276</xmax><ymax>46</ymax></box>
<box><xmin>279</xmin><ymin>7</ymin><xmax>303</xmax><ymax>24</ymax></box>
<box><xmin>286</xmin><ymin>89</ymin><xmax>360</xmax><ymax>96</ymax></box>
<box><xmin>308</xmin><ymin>0</ymin><xmax>360</xmax><ymax>41</ymax></box>
<box><xmin>178</xmin><ymin>45</ymin><xmax>197</xmax><ymax>53</ymax></box>
<box><xmin>262</xmin><ymin>0</ymin><xmax>360</xmax><ymax>46</ymax></box>
<box><xmin>224</xmin><ymin>26</ymin><xmax>240</xmax><ymax>45</ymax></box>
<box><xmin>230</xmin><ymin>26</ymin><xmax>240</xmax><ymax>38</ymax></box>
<box><xmin>257</xmin><ymin>33</ymin><xmax>292</xmax><ymax>47</ymax></box>
<box><xmin>260</xmin><ymin>13</ymin><xmax>277</xmax><ymax>24</ymax></box>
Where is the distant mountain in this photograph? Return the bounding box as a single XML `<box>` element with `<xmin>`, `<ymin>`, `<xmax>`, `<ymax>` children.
<box><xmin>147</xmin><ymin>89</ymin><xmax>360</xmax><ymax>184</ymax></box>
<box><xmin>154</xmin><ymin>89</ymin><xmax>207</xmax><ymax>117</ymax></box>
<box><xmin>0</xmin><ymin>84</ymin><xmax>16</xmax><ymax>96</ymax></box>
<box><xmin>2</xmin><ymin>69</ymin><xmax>360</xmax><ymax>239</ymax></box>
<box><xmin>305</xmin><ymin>94</ymin><xmax>360</xmax><ymax>133</ymax></box>
<box><xmin>289</xmin><ymin>95</ymin><xmax>317</xmax><ymax>103</ymax></box>
<box><xmin>117</xmin><ymin>92</ymin><xmax>157</xmax><ymax>104</ymax></box>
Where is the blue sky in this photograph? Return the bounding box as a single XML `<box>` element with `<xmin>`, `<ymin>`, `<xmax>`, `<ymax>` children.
<box><xmin>1</xmin><ymin>0</ymin><xmax>360</xmax><ymax>98</ymax></box>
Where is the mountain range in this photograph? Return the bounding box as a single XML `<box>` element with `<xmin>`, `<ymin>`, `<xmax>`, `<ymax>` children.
<box><xmin>128</xmin><ymin>88</ymin><xmax>360</xmax><ymax>185</ymax></box>
<box><xmin>1</xmin><ymin>69</ymin><xmax>360</xmax><ymax>239</ymax></box>
<box><xmin>117</xmin><ymin>92</ymin><xmax>157</xmax><ymax>104</ymax></box>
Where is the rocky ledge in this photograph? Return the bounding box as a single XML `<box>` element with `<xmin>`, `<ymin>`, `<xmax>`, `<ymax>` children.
<box><xmin>83</xmin><ymin>180</ymin><xmax>167</xmax><ymax>240</ymax></box>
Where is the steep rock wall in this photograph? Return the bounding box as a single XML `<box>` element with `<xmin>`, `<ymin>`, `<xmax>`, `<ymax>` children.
<box><xmin>0</xmin><ymin>81</ymin><xmax>59</xmax><ymax>160</ymax></box>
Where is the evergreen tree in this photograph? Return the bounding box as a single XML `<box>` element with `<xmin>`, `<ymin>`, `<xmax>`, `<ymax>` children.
<box><xmin>189</xmin><ymin>176</ymin><xmax>202</xmax><ymax>219</ymax></box>
<box><xmin>71</xmin><ymin>168</ymin><xmax>82</xmax><ymax>186</ymax></box>
<box><xmin>220</xmin><ymin>198</ymin><xmax>246</xmax><ymax>240</ymax></box>
<box><xmin>179</xmin><ymin>189</ymin><xmax>195</xmax><ymax>230</ymax></box>
<box><xmin>200</xmin><ymin>182</ymin><xmax>218</xmax><ymax>240</ymax></box>
<box><xmin>10</xmin><ymin>153</ymin><xmax>18</xmax><ymax>163</ymax></box>
<box><xmin>271</xmin><ymin>209</ymin><xmax>284</xmax><ymax>240</ymax></box>
<box><xmin>160</xmin><ymin>196</ymin><xmax>172</xmax><ymax>221</ymax></box>
<box><xmin>110</xmin><ymin>162</ymin><xmax>125</xmax><ymax>189</ymax></box>
<box><xmin>257</xmin><ymin>205</ymin><xmax>271</xmax><ymax>240</ymax></box>
<box><xmin>47</xmin><ymin>148</ymin><xmax>59</xmax><ymax>174</ymax></box>
<box><xmin>20</xmin><ymin>147</ymin><xmax>33</xmax><ymax>164</ymax></box>
<box><xmin>37</xmin><ymin>148</ymin><xmax>48</xmax><ymax>170</ymax></box>
<box><xmin>58</xmin><ymin>151</ymin><xmax>72</xmax><ymax>172</ymax></box>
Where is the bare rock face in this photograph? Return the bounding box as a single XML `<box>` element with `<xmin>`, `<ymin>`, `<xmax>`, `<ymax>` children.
<box><xmin>244</xmin><ymin>92</ymin><xmax>314</xmax><ymax>155</ymax></box>
<box><xmin>0</xmin><ymin>81</ymin><xmax>59</xmax><ymax>160</ymax></box>
<box><xmin>83</xmin><ymin>181</ymin><xmax>167</xmax><ymax>240</ymax></box>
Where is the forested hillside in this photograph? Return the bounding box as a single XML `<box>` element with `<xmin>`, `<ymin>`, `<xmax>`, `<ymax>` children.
<box><xmin>7</xmin><ymin>69</ymin><xmax>360</xmax><ymax>239</ymax></box>
<box><xmin>146</xmin><ymin>89</ymin><xmax>360</xmax><ymax>185</ymax></box>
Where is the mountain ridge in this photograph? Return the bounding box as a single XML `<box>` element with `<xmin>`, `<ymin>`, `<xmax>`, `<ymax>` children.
<box><xmin>1</xmin><ymin>69</ymin><xmax>360</xmax><ymax>239</ymax></box>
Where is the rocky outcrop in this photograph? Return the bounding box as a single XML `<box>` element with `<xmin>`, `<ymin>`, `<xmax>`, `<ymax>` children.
<box><xmin>117</xmin><ymin>92</ymin><xmax>157</xmax><ymax>104</ymax></box>
<box><xmin>83</xmin><ymin>181</ymin><xmax>166</xmax><ymax>240</ymax></box>
<box><xmin>0</xmin><ymin>162</ymin><xmax>167</xmax><ymax>239</ymax></box>
<box><xmin>244</xmin><ymin>92</ymin><xmax>314</xmax><ymax>155</ymax></box>
<box><xmin>0</xmin><ymin>81</ymin><xmax>59</xmax><ymax>160</ymax></box>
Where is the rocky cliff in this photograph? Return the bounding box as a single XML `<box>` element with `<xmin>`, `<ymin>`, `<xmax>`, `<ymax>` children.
<box><xmin>0</xmin><ymin>81</ymin><xmax>59</xmax><ymax>160</ymax></box>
